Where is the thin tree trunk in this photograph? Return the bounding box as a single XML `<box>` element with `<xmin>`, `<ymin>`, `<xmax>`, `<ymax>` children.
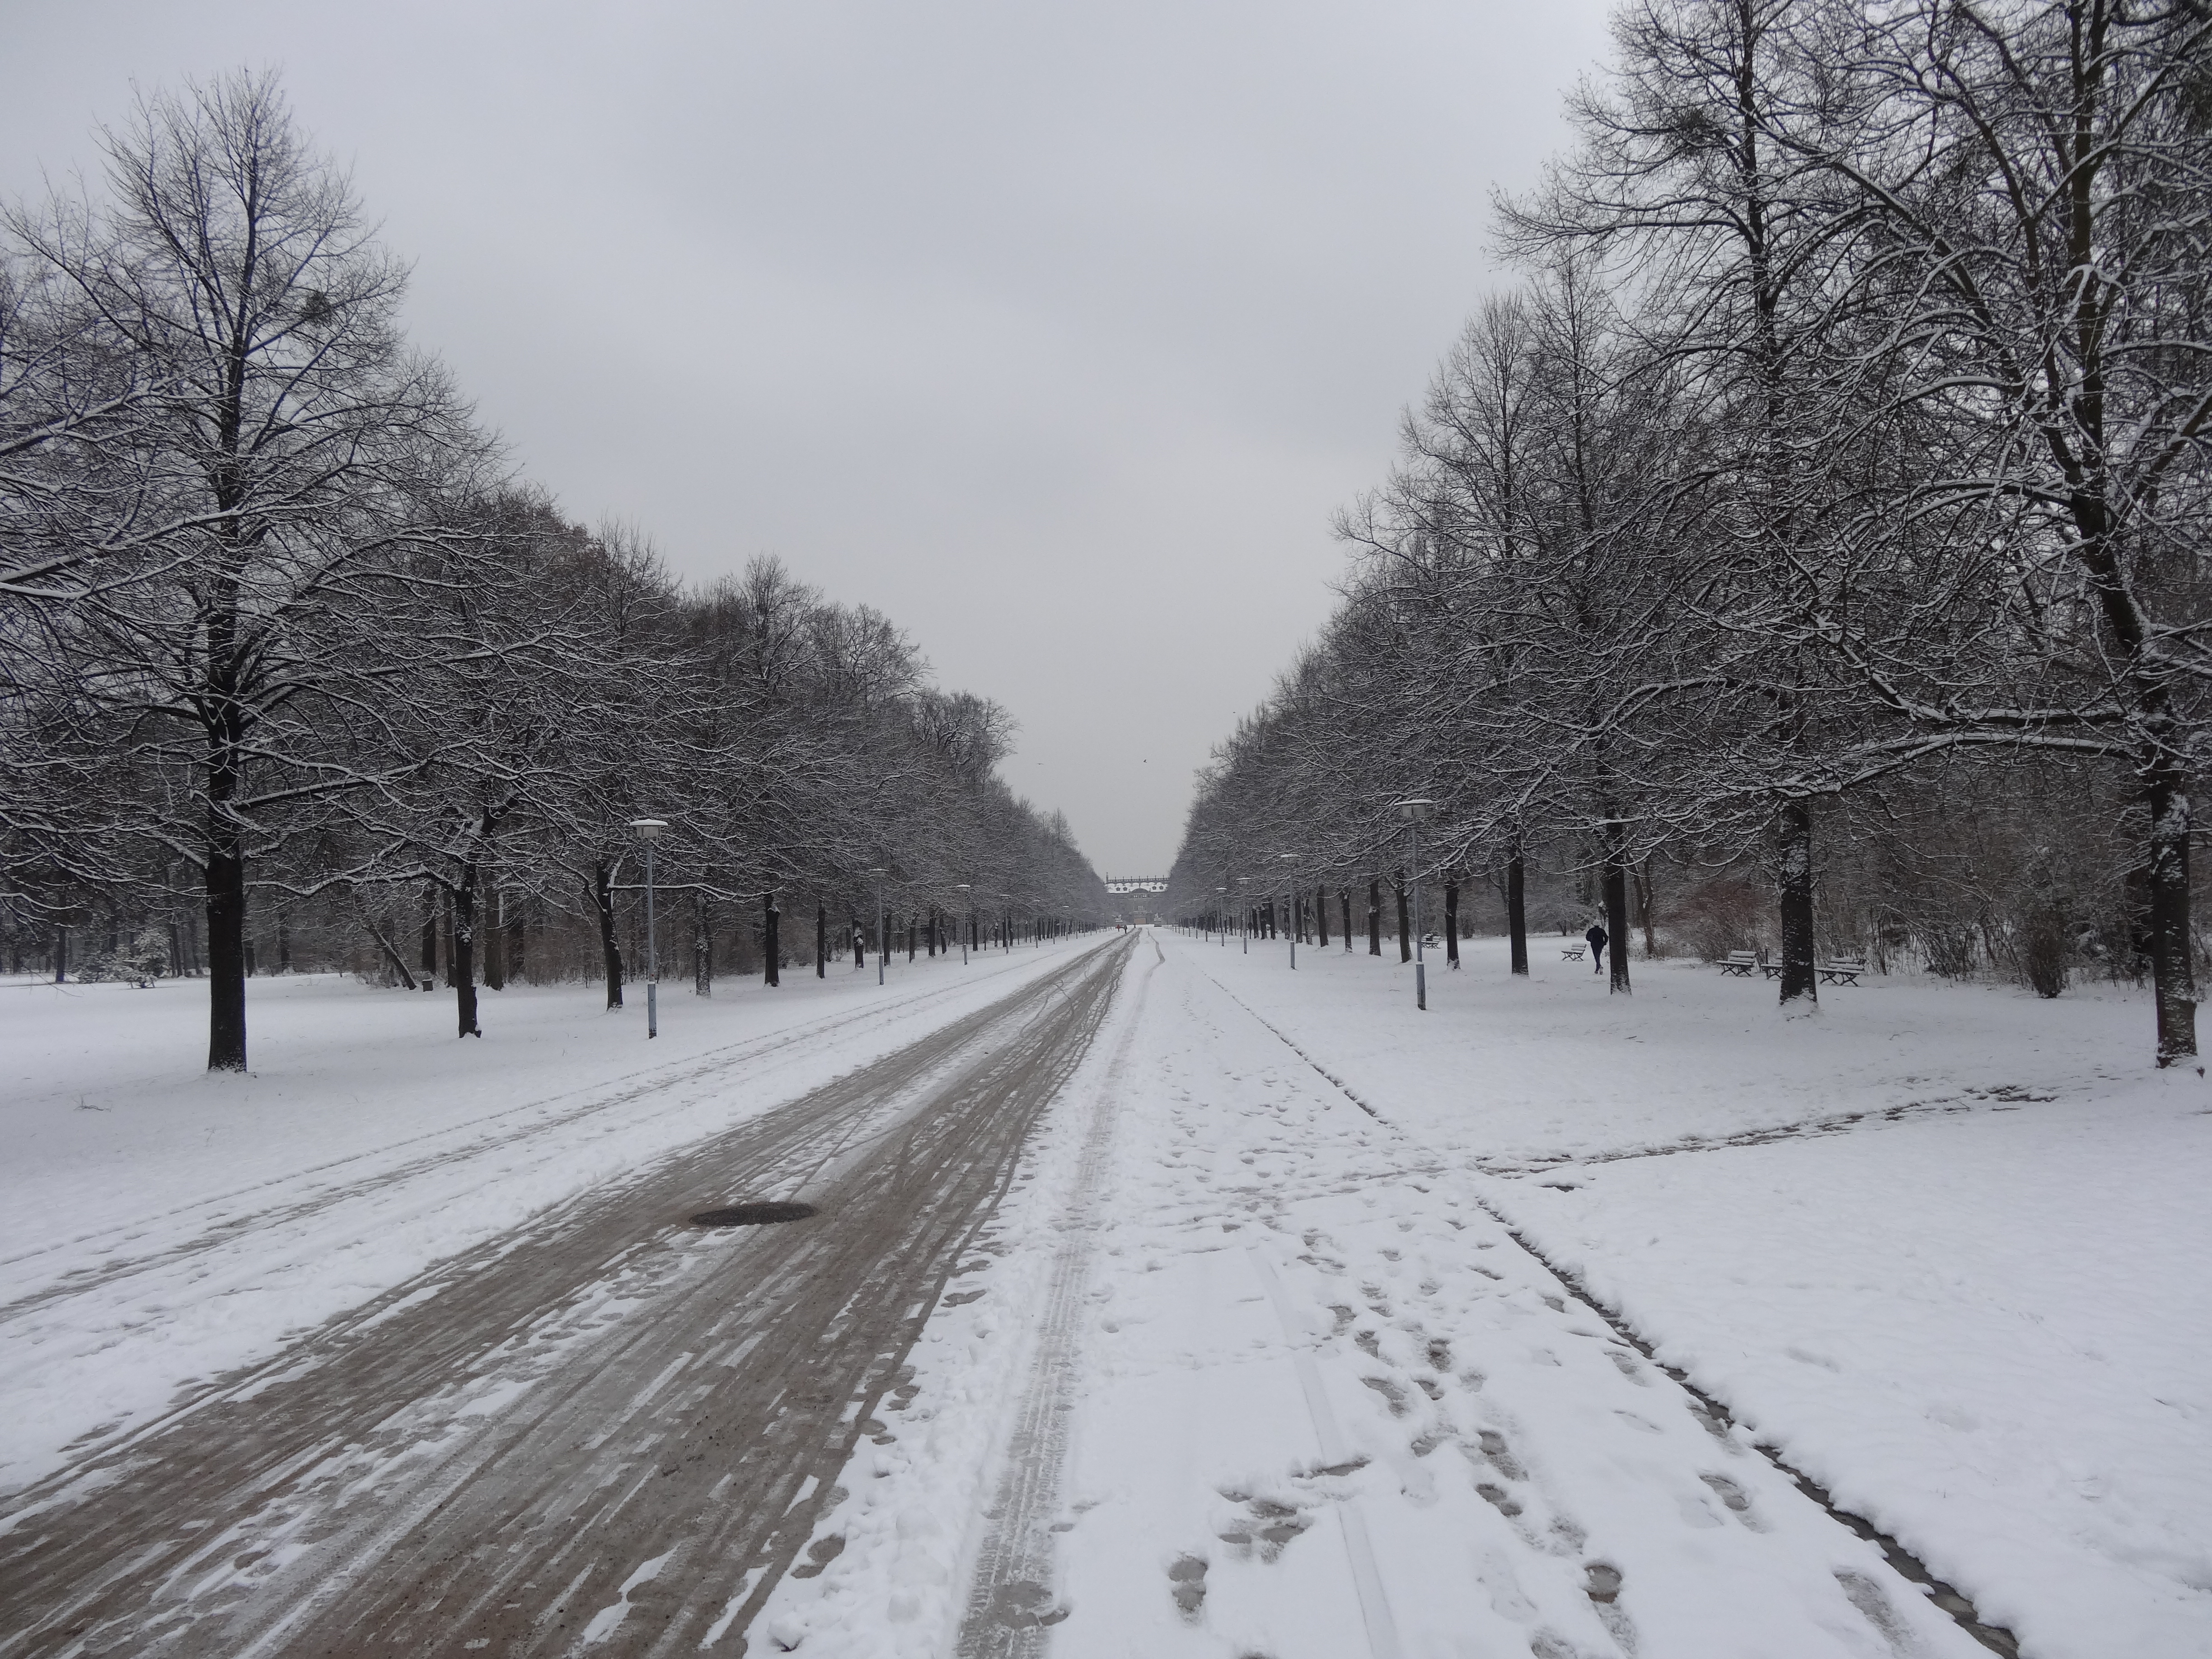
<box><xmin>1776</xmin><ymin>799</ymin><xmax>1817</xmax><ymax>1009</ymax></box>
<box><xmin>1315</xmin><ymin>885</ymin><xmax>1328</xmax><ymax>947</ymax></box>
<box><xmin>483</xmin><ymin>882</ymin><xmax>505</xmax><ymax>990</ymax></box>
<box><xmin>592</xmin><ymin>861</ymin><xmax>624</xmax><ymax>1008</ymax></box>
<box><xmin>1633</xmin><ymin>856</ymin><xmax>1656</xmax><ymax>960</ymax></box>
<box><xmin>418</xmin><ymin>881</ymin><xmax>439</xmax><ymax>983</ymax></box>
<box><xmin>1444</xmin><ymin>880</ymin><xmax>1460</xmax><ymax>968</ymax></box>
<box><xmin>1507</xmin><ymin>848</ymin><xmax>1528</xmax><ymax>975</ymax></box>
<box><xmin>452</xmin><ymin>866</ymin><xmax>482</xmax><ymax>1037</ymax></box>
<box><xmin>816</xmin><ymin>900</ymin><xmax>828</xmax><ymax>979</ymax></box>
<box><xmin>2146</xmin><ymin>762</ymin><xmax>2198</xmax><ymax>1065</ymax></box>
<box><xmin>1368</xmin><ymin>878</ymin><xmax>1382</xmax><ymax>956</ymax></box>
<box><xmin>694</xmin><ymin>890</ymin><xmax>713</xmax><ymax>995</ymax></box>
<box><xmin>764</xmin><ymin>891</ymin><xmax>781</xmax><ymax>987</ymax></box>
<box><xmin>853</xmin><ymin>917</ymin><xmax>865</xmax><ymax>969</ymax></box>
<box><xmin>358</xmin><ymin>894</ymin><xmax>417</xmax><ymax>989</ymax></box>
<box><xmin>1394</xmin><ymin>871</ymin><xmax>1411</xmax><ymax>963</ymax></box>
<box><xmin>1603</xmin><ymin>822</ymin><xmax>1632</xmax><ymax>995</ymax></box>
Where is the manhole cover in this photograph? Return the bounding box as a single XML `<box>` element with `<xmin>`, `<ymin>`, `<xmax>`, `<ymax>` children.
<box><xmin>691</xmin><ymin>1201</ymin><xmax>819</xmax><ymax>1228</ymax></box>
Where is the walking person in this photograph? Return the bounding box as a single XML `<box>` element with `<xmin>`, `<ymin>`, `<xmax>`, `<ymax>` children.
<box><xmin>1585</xmin><ymin>919</ymin><xmax>1607</xmax><ymax>975</ymax></box>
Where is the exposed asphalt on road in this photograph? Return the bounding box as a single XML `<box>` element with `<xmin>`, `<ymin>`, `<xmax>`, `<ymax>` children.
<box><xmin>0</xmin><ymin>934</ymin><xmax>1133</xmax><ymax>1659</ymax></box>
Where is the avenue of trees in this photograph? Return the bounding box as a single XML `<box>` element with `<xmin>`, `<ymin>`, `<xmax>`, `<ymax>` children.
<box><xmin>1169</xmin><ymin>0</ymin><xmax>2212</xmax><ymax>1066</ymax></box>
<box><xmin>2</xmin><ymin>71</ymin><xmax>1108</xmax><ymax>1071</ymax></box>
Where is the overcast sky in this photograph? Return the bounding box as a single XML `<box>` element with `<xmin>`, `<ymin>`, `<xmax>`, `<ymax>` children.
<box><xmin>5</xmin><ymin>0</ymin><xmax>1615</xmax><ymax>878</ymax></box>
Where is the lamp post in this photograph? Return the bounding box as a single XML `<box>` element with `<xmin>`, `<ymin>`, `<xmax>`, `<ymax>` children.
<box><xmin>1237</xmin><ymin>877</ymin><xmax>1251</xmax><ymax>952</ymax></box>
<box><xmin>1392</xmin><ymin>799</ymin><xmax>1434</xmax><ymax>1011</ymax></box>
<box><xmin>955</xmin><ymin>883</ymin><xmax>972</xmax><ymax>965</ymax></box>
<box><xmin>866</xmin><ymin>868</ymin><xmax>888</xmax><ymax>985</ymax></box>
<box><xmin>1278</xmin><ymin>853</ymin><xmax>1298</xmax><ymax>969</ymax></box>
<box><xmin>628</xmin><ymin>819</ymin><xmax>668</xmax><ymax>1037</ymax></box>
<box><xmin>1216</xmin><ymin>885</ymin><xmax>1228</xmax><ymax>947</ymax></box>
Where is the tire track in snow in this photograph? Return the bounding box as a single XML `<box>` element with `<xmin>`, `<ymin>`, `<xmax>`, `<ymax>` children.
<box><xmin>952</xmin><ymin>934</ymin><xmax>1160</xmax><ymax>1659</ymax></box>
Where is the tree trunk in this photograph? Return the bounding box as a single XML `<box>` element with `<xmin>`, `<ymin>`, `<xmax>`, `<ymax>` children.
<box><xmin>452</xmin><ymin>866</ymin><xmax>482</xmax><ymax>1037</ymax></box>
<box><xmin>507</xmin><ymin>904</ymin><xmax>527</xmax><ymax>984</ymax></box>
<box><xmin>1315</xmin><ymin>885</ymin><xmax>1328</xmax><ymax>947</ymax></box>
<box><xmin>206</xmin><ymin>839</ymin><xmax>248</xmax><ymax>1070</ymax></box>
<box><xmin>853</xmin><ymin>917</ymin><xmax>866</xmax><ymax>969</ymax></box>
<box><xmin>1368</xmin><ymin>878</ymin><xmax>1382</xmax><ymax>956</ymax></box>
<box><xmin>1507</xmin><ymin>848</ymin><xmax>1528</xmax><ymax>976</ymax></box>
<box><xmin>1633</xmin><ymin>856</ymin><xmax>1656</xmax><ymax>960</ymax></box>
<box><xmin>1776</xmin><ymin>799</ymin><xmax>1817</xmax><ymax>1009</ymax></box>
<box><xmin>817</xmin><ymin>901</ymin><xmax>828</xmax><ymax>978</ymax></box>
<box><xmin>1395</xmin><ymin>871</ymin><xmax>1411</xmax><ymax>963</ymax></box>
<box><xmin>1444</xmin><ymin>880</ymin><xmax>1460</xmax><ymax>967</ymax></box>
<box><xmin>276</xmin><ymin>912</ymin><xmax>291</xmax><ymax>974</ymax></box>
<box><xmin>1603</xmin><ymin>824</ymin><xmax>1632</xmax><ymax>996</ymax></box>
<box><xmin>694</xmin><ymin>890</ymin><xmax>714</xmax><ymax>996</ymax></box>
<box><xmin>2146</xmin><ymin>762</ymin><xmax>2198</xmax><ymax>1065</ymax></box>
<box><xmin>764</xmin><ymin>891</ymin><xmax>781</xmax><ymax>987</ymax></box>
<box><xmin>1339</xmin><ymin>887</ymin><xmax>1352</xmax><ymax>950</ymax></box>
<box><xmin>592</xmin><ymin>861</ymin><xmax>624</xmax><ymax>1008</ymax></box>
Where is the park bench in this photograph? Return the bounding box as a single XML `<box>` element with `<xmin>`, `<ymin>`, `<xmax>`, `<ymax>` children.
<box><xmin>1562</xmin><ymin>943</ymin><xmax>1586</xmax><ymax>961</ymax></box>
<box><xmin>1717</xmin><ymin>950</ymin><xmax>1759</xmax><ymax>976</ymax></box>
<box><xmin>1818</xmin><ymin>959</ymin><xmax>1867</xmax><ymax>985</ymax></box>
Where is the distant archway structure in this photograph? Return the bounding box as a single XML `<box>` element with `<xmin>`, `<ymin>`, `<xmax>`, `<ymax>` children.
<box><xmin>1103</xmin><ymin>877</ymin><xmax>1169</xmax><ymax>895</ymax></box>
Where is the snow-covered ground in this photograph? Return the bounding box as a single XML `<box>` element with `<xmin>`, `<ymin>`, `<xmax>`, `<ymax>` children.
<box><xmin>7</xmin><ymin>928</ymin><xmax>2206</xmax><ymax>1657</ymax></box>
<box><xmin>764</xmin><ymin>930</ymin><xmax>2209</xmax><ymax>1659</ymax></box>
<box><xmin>0</xmin><ymin>941</ymin><xmax>1094</xmax><ymax>1497</ymax></box>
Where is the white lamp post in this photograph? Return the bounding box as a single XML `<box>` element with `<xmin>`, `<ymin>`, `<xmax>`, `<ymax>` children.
<box><xmin>1392</xmin><ymin>799</ymin><xmax>1435</xmax><ymax>1011</ymax></box>
<box><xmin>866</xmin><ymin>868</ymin><xmax>888</xmax><ymax>985</ymax></box>
<box><xmin>628</xmin><ymin>819</ymin><xmax>668</xmax><ymax>1037</ymax></box>
<box><xmin>955</xmin><ymin>883</ymin><xmax>972</xmax><ymax>965</ymax></box>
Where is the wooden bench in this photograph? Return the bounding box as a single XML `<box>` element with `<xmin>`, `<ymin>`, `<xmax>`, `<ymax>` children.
<box><xmin>1717</xmin><ymin>950</ymin><xmax>1759</xmax><ymax>977</ymax></box>
<box><xmin>1561</xmin><ymin>943</ymin><xmax>1586</xmax><ymax>961</ymax></box>
<box><xmin>1818</xmin><ymin>959</ymin><xmax>1867</xmax><ymax>985</ymax></box>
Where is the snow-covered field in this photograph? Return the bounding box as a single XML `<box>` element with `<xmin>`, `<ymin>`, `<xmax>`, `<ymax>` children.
<box><xmin>0</xmin><ymin>941</ymin><xmax>1094</xmax><ymax>1497</ymax></box>
<box><xmin>6</xmin><ymin>928</ymin><xmax>2207</xmax><ymax>1657</ymax></box>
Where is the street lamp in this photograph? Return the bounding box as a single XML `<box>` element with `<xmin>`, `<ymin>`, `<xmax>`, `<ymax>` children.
<box><xmin>1392</xmin><ymin>798</ymin><xmax>1435</xmax><ymax>1011</ymax></box>
<box><xmin>1278</xmin><ymin>853</ymin><xmax>1298</xmax><ymax>969</ymax></box>
<box><xmin>628</xmin><ymin>819</ymin><xmax>668</xmax><ymax>1037</ymax></box>
<box><xmin>954</xmin><ymin>883</ymin><xmax>972</xmax><ymax>965</ymax></box>
<box><xmin>1215</xmin><ymin>885</ymin><xmax>1228</xmax><ymax>947</ymax></box>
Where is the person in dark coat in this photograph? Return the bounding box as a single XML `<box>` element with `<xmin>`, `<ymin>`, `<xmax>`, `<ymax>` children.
<box><xmin>1585</xmin><ymin>919</ymin><xmax>1607</xmax><ymax>974</ymax></box>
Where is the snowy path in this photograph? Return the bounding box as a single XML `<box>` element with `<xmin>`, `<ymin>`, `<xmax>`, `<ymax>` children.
<box><xmin>764</xmin><ymin>933</ymin><xmax>2002</xmax><ymax>1659</ymax></box>
<box><xmin>0</xmin><ymin>939</ymin><xmax>1128</xmax><ymax>1657</ymax></box>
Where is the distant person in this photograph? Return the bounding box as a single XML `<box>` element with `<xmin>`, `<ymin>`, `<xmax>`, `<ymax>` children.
<box><xmin>1585</xmin><ymin>919</ymin><xmax>1607</xmax><ymax>974</ymax></box>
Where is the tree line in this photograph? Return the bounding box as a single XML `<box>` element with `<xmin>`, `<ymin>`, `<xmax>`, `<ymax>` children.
<box><xmin>1169</xmin><ymin>0</ymin><xmax>2211</xmax><ymax>1065</ymax></box>
<box><xmin>2</xmin><ymin>71</ymin><xmax>1109</xmax><ymax>1070</ymax></box>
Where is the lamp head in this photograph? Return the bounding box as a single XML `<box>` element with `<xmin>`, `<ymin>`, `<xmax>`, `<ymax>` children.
<box><xmin>628</xmin><ymin>818</ymin><xmax>669</xmax><ymax>842</ymax></box>
<box><xmin>1392</xmin><ymin>797</ymin><xmax>1436</xmax><ymax>825</ymax></box>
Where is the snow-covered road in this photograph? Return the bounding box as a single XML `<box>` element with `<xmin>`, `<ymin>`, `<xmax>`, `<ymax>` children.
<box><xmin>5</xmin><ymin>928</ymin><xmax>2203</xmax><ymax>1657</ymax></box>
<box><xmin>768</xmin><ymin>932</ymin><xmax>2006</xmax><ymax>1659</ymax></box>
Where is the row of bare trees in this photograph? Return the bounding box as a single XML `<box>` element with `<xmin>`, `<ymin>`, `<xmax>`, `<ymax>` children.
<box><xmin>1170</xmin><ymin>0</ymin><xmax>2211</xmax><ymax>1065</ymax></box>
<box><xmin>2</xmin><ymin>71</ymin><xmax>1108</xmax><ymax>1070</ymax></box>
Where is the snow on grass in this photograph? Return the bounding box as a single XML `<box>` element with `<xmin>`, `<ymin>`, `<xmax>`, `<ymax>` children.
<box><xmin>0</xmin><ymin>942</ymin><xmax>1092</xmax><ymax>1496</ymax></box>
